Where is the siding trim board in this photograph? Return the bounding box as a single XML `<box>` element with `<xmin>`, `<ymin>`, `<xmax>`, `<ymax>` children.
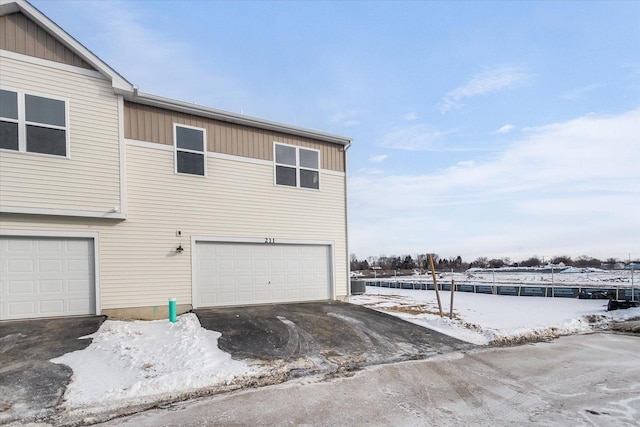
<box><xmin>117</xmin><ymin>95</ymin><xmax>128</xmax><ymax>217</ymax></box>
<box><xmin>0</xmin><ymin>49</ymin><xmax>104</xmax><ymax>80</ymax></box>
<box><xmin>124</xmin><ymin>100</ymin><xmax>348</xmax><ymax>172</ymax></box>
<box><xmin>0</xmin><ymin>205</ymin><xmax>126</xmax><ymax>219</ymax></box>
<box><xmin>125</xmin><ymin>138</ymin><xmax>346</xmax><ymax>175</ymax></box>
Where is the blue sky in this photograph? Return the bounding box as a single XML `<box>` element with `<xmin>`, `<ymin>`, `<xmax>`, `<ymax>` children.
<box><xmin>33</xmin><ymin>0</ymin><xmax>640</xmax><ymax>262</ymax></box>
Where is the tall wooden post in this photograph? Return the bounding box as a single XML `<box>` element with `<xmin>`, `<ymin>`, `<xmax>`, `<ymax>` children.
<box><xmin>429</xmin><ymin>254</ymin><xmax>444</xmax><ymax>317</ymax></box>
<box><xmin>450</xmin><ymin>279</ymin><xmax>455</xmax><ymax>319</ymax></box>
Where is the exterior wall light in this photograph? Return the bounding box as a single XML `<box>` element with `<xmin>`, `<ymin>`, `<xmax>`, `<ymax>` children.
<box><xmin>176</xmin><ymin>245</ymin><xmax>184</xmax><ymax>253</ymax></box>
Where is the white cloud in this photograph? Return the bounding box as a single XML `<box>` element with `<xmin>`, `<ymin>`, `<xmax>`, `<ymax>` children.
<box><xmin>562</xmin><ymin>84</ymin><xmax>599</xmax><ymax>100</ymax></box>
<box><xmin>379</xmin><ymin>123</ymin><xmax>456</xmax><ymax>151</ymax></box>
<box><xmin>369</xmin><ymin>154</ymin><xmax>388</xmax><ymax>163</ymax></box>
<box><xmin>330</xmin><ymin>110</ymin><xmax>360</xmax><ymax>127</ymax></box>
<box><xmin>440</xmin><ymin>65</ymin><xmax>531</xmax><ymax>113</ymax></box>
<box><xmin>349</xmin><ymin>110</ymin><xmax>640</xmax><ymax>260</ymax></box>
<box><xmin>403</xmin><ymin>112</ymin><xmax>419</xmax><ymax>121</ymax></box>
<box><xmin>65</xmin><ymin>1</ymin><xmax>251</xmax><ymax>110</ymax></box>
<box><xmin>357</xmin><ymin>168</ymin><xmax>383</xmax><ymax>175</ymax></box>
<box><xmin>497</xmin><ymin>124</ymin><xmax>515</xmax><ymax>134</ymax></box>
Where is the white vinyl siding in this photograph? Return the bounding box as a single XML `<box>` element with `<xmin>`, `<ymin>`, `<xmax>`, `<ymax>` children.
<box><xmin>0</xmin><ymin>55</ymin><xmax>121</xmax><ymax>214</ymax></box>
<box><xmin>0</xmin><ymin>144</ymin><xmax>348</xmax><ymax>311</ymax></box>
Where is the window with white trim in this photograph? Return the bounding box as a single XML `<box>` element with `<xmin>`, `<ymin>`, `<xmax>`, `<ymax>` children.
<box><xmin>0</xmin><ymin>89</ymin><xmax>68</xmax><ymax>157</ymax></box>
<box><xmin>274</xmin><ymin>142</ymin><xmax>320</xmax><ymax>189</ymax></box>
<box><xmin>174</xmin><ymin>124</ymin><xmax>206</xmax><ymax>176</ymax></box>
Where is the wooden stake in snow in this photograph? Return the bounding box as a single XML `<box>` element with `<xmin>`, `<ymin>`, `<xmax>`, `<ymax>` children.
<box><xmin>450</xmin><ymin>279</ymin><xmax>455</xmax><ymax>319</ymax></box>
<box><xmin>429</xmin><ymin>254</ymin><xmax>444</xmax><ymax>317</ymax></box>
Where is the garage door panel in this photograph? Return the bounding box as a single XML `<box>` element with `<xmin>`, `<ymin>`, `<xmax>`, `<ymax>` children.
<box><xmin>219</xmin><ymin>292</ymin><xmax>239</xmax><ymax>304</ymax></box>
<box><xmin>8</xmin><ymin>259</ymin><xmax>33</xmax><ymax>273</ymax></box>
<box><xmin>219</xmin><ymin>259</ymin><xmax>235</xmax><ymax>271</ymax></box>
<box><xmin>40</xmin><ymin>300</ymin><xmax>64</xmax><ymax>314</ymax></box>
<box><xmin>270</xmin><ymin>260</ymin><xmax>285</xmax><ymax>270</ymax></box>
<box><xmin>1</xmin><ymin>237</ymin><xmax>95</xmax><ymax>320</ymax></box>
<box><xmin>271</xmin><ymin>290</ymin><xmax>286</xmax><ymax>300</ymax></box>
<box><xmin>68</xmin><ymin>279</ymin><xmax>87</xmax><ymax>292</ymax></box>
<box><xmin>254</xmin><ymin>290</ymin><xmax>269</xmax><ymax>301</ymax></box>
<box><xmin>253</xmin><ymin>260</ymin><xmax>269</xmax><ymax>270</ymax></box>
<box><xmin>9</xmin><ymin>301</ymin><xmax>35</xmax><ymax>317</ymax></box>
<box><xmin>237</xmin><ymin>275</ymin><xmax>253</xmax><ymax>286</ymax></box>
<box><xmin>39</xmin><ymin>240</ymin><xmax>62</xmax><ymax>251</ymax></box>
<box><xmin>66</xmin><ymin>240</ymin><xmax>88</xmax><ymax>252</ymax></box>
<box><xmin>68</xmin><ymin>259</ymin><xmax>90</xmax><ymax>273</ymax></box>
<box><xmin>39</xmin><ymin>259</ymin><xmax>63</xmax><ymax>273</ymax></box>
<box><xmin>196</xmin><ymin>242</ymin><xmax>331</xmax><ymax>307</ymax></box>
<box><xmin>8</xmin><ymin>280</ymin><xmax>34</xmax><ymax>294</ymax></box>
<box><xmin>287</xmin><ymin>289</ymin><xmax>301</xmax><ymax>299</ymax></box>
<box><xmin>237</xmin><ymin>259</ymin><xmax>253</xmax><ymax>270</ymax></box>
<box><xmin>7</xmin><ymin>239</ymin><xmax>33</xmax><ymax>251</ymax></box>
<box><xmin>68</xmin><ymin>298</ymin><xmax>91</xmax><ymax>312</ymax></box>
<box><xmin>255</xmin><ymin>274</ymin><xmax>269</xmax><ymax>285</ymax></box>
<box><xmin>40</xmin><ymin>280</ymin><xmax>63</xmax><ymax>293</ymax></box>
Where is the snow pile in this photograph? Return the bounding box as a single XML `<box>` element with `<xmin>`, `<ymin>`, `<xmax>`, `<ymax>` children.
<box><xmin>51</xmin><ymin>313</ymin><xmax>254</xmax><ymax>409</ymax></box>
<box><xmin>350</xmin><ymin>286</ymin><xmax>640</xmax><ymax>345</ymax></box>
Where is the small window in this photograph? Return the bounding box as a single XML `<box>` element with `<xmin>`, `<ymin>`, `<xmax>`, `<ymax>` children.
<box><xmin>274</xmin><ymin>143</ymin><xmax>320</xmax><ymax>189</ymax></box>
<box><xmin>174</xmin><ymin>124</ymin><xmax>205</xmax><ymax>176</ymax></box>
<box><xmin>0</xmin><ymin>89</ymin><xmax>20</xmax><ymax>151</ymax></box>
<box><xmin>0</xmin><ymin>89</ymin><xmax>68</xmax><ymax>157</ymax></box>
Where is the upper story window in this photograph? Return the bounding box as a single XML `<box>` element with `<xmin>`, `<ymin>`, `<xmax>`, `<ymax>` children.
<box><xmin>174</xmin><ymin>124</ymin><xmax>206</xmax><ymax>176</ymax></box>
<box><xmin>274</xmin><ymin>142</ymin><xmax>320</xmax><ymax>189</ymax></box>
<box><xmin>0</xmin><ymin>89</ymin><xmax>68</xmax><ymax>157</ymax></box>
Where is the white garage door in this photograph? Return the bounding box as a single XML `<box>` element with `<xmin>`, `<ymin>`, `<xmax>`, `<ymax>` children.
<box><xmin>0</xmin><ymin>237</ymin><xmax>95</xmax><ymax>320</ymax></box>
<box><xmin>196</xmin><ymin>242</ymin><xmax>331</xmax><ymax>307</ymax></box>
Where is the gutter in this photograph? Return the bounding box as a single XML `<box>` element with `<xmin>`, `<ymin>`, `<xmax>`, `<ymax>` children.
<box><xmin>125</xmin><ymin>90</ymin><xmax>353</xmax><ymax>147</ymax></box>
<box><xmin>343</xmin><ymin>141</ymin><xmax>352</xmax><ymax>297</ymax></box>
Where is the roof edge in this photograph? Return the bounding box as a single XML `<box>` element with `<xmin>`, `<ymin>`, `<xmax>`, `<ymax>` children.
<box><xmin>128</xmin><ymin>91</ymin><xmax>352</xmax><ymax>146</ymax></box>
<box><xmin>2</xmin><ymin>0</ymin><xmax>351</xmax><ymax>146</ymax></box>
<box><xmin>1</xmin><ymin>0</ymin><xmax>134</xmax><ymax>92</ymax></box>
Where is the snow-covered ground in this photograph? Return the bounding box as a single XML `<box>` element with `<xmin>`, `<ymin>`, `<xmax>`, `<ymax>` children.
<box><xmin>50</xmin><ymin>290</ymin><xmax>639</xmax><ymax>418</ymax></box>
<box><xmin>350</xmin><ymin>286</ymin><xmax>639</xmax><ymax>345</ymax></box>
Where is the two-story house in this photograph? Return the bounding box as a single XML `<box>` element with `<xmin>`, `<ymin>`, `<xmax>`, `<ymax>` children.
<box><xmin>0</xmin><ymin>0</ymin><xmax>351</xmax><ymax>320</ymax></box>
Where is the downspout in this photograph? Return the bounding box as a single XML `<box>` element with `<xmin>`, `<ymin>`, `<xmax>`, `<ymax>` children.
<box><xmin>343</xmin><ymin>141</ymin><xmax>352</xmax><ymax>298</ymax></box>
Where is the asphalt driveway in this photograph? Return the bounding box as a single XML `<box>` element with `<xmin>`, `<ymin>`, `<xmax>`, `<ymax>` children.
<box><xmin>195</xmin><ymin>301</ymin><xmax>475</xmax><ymax>375</ymax></box>
<box><xmin>1</xmin><ymin>302</ymin><xmax>474</xmax><ymax>426</ymax></box>
<box><xmin>0</xmin><ymin>315</ymin><xmax>105</xmax><ymax>425</ymax></box>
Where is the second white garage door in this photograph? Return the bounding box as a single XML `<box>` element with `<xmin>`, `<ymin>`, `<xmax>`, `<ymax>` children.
<box><xmin>195</xmin><ymin>242</ymin><xmax>331</xmax><ymax>307</ymax></box>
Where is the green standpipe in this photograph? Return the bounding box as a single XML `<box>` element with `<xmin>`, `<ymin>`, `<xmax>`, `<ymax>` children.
<box><xmin>169</xmin><ymin>298</ymin><xmax>177</xmax><ymax>323</ymax></box>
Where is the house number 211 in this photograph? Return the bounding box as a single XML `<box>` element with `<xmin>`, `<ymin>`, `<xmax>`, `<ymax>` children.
<box><xmin>265</xmin><ymin>238</ymin><xmax>276</xmax><ymax>244</ymax></box>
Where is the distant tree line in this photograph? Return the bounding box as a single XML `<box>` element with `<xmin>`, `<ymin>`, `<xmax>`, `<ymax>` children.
<box><xmin>350</xmin><ymin>253</ymin><xmax>636</xmax><ymax>272</ymax></box>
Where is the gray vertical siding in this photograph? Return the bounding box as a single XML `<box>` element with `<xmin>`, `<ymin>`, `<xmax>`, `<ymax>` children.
<box><xmin>124</xmin><ymin>101</ymin><xmax>346</xmax><ymax>172</ymax></box>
